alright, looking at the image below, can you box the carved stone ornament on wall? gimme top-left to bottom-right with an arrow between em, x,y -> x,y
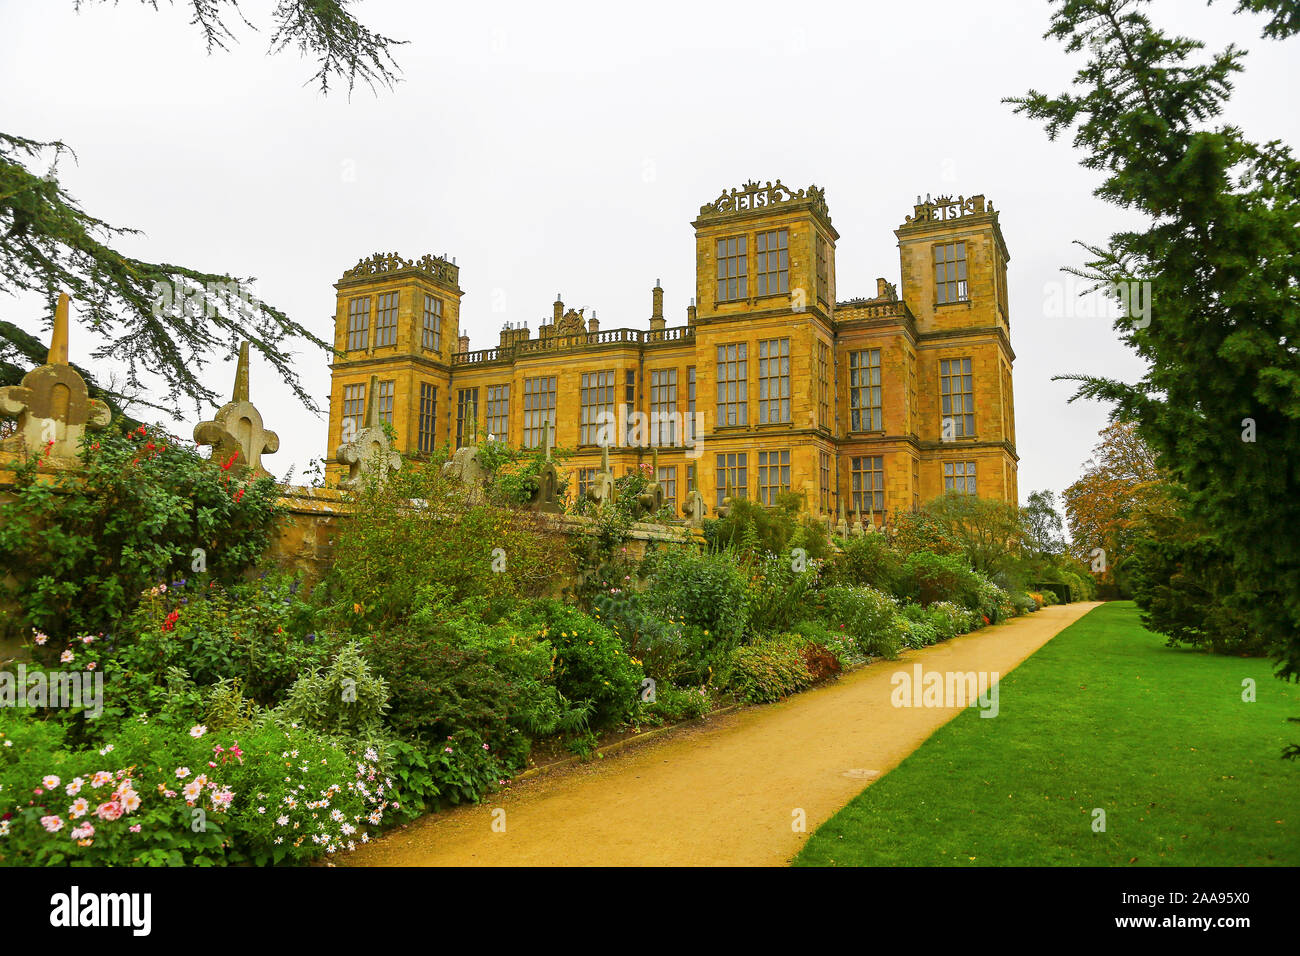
904,194 -> 992,226
554,308 -> 586,337
698,179 -> 831,222
342,251 -> 458,286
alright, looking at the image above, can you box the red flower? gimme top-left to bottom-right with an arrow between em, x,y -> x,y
221,452 -> 239,471
233,488 -> 245,504
161,610 -> 180,632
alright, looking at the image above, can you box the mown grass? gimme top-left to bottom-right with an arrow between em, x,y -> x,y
795,602 -> 1299,866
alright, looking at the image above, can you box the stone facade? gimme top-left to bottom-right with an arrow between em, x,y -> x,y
325,184 -> 1018,526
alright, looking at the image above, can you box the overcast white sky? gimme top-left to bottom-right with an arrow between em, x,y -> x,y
2,0 -> 1296,502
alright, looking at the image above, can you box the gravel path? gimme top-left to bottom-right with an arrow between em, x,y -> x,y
343,602 -> 1104,866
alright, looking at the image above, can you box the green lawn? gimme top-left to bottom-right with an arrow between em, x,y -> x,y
795,602 -> 1299,866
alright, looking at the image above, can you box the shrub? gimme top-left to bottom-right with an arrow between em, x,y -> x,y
528,602 -> 643,728
0,423 -> 282,642
727,637 -> 813,703
746,550 -> 822,634
277,643 -> 390,748
107,572 -> 330,713
830,534 -> 907,594
639,547 -> 751,656
902,551 -> 983,608
705,494 -> 832,564
925,601 -> 968,641
814,585 -> 901,659
639,681 -> 713,725
790,619 -> 866,669
325,457 -> 574,629
0,715 -> 392,866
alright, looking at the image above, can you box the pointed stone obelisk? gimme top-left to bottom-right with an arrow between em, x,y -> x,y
194,341 -> 280,477
0,293 -> 111,458
334,374 -> 401,490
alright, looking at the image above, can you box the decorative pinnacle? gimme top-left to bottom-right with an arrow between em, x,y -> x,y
232,341 -> 250,402
363,374 -> 379,428
47,292 -> 71,365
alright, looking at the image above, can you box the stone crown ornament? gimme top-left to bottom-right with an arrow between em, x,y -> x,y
0,293 -> 111,458
193,341 -> 280,477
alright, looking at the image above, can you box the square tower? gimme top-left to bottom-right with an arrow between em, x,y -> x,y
326,252 -> 463,485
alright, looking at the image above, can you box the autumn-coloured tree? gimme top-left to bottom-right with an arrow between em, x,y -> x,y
1062,422 -> 1173,594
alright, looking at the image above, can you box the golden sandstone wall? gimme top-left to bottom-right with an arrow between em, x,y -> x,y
324,183 -> 1019,528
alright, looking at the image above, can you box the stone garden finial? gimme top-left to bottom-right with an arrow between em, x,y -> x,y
836,497 -> 849,538
851,510 -> 865,538
194,341 -> 280,477
633,447 -> 665,519
0,293 -> 111,459
585,441 -> 617,508
334,373 -> 401,490
681,487 -> 708,528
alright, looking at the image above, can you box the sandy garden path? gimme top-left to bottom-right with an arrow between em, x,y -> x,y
344,601 -> 1103,867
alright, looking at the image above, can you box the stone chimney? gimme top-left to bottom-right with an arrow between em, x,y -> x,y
499,323 -> 511,348
553,293 -> 564,324
458,332 -> 470,353
650,279 -> 665,331
686,297 -> 697,325
876,278 -> 889,299
588,310 -> 600,333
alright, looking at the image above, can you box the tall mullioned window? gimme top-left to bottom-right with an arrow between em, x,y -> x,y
716,452 -> 748,506
346,296 -> 370,351
377,380 -> 395,424
486,384 -> 509,440
523,376 -> 557,448
758,449 -> 791,505
944,460 -> 977,495
912,458 -> 921,511
650,368 -> 677,446
716,343 -> 748,426
758,338 -> 790,423
816,234 -> 829,304
423,295 -> 442,351
852,455 -> 884,516
658,465 -> 677,509
716,236 -> 747,303
818,341 -> 831,429
580,371 -> 615,445
940,357 -> 974,438
624,370 -> 637,444
374,292 -> 399,348
849,349 -> 883,431
935,241 -> 968,304
456,388 -> 479,448
687,366 -> 697,442
756,229 -> 789,296
418,383 -> 437,453
576,467 -> 595,500
342,383 -> 365,442
820,451 -> 831,512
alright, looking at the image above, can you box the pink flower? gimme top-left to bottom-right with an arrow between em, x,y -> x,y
129,824 -> 142,833
60,650 -> 74,664
95,801 -> 123,821
40,815 -> 64,833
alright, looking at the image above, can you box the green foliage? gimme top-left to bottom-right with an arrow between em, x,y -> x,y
108,573 -> 330,714
813,585 -> 901,659
639,681 -> 713,725
639,546 -> 751,656
745,550 -> 822,634
902,551 -> 983,608
1008,1 -> 1300,715
324,457 -> 574,628
529,601 -> 644,728
830,534 -> 907,594
727,635 -> 814,704
277,642 -> 390,747
0,423 -> 282,641
1127,509 -> 1271,656
704,493 -> 832,563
